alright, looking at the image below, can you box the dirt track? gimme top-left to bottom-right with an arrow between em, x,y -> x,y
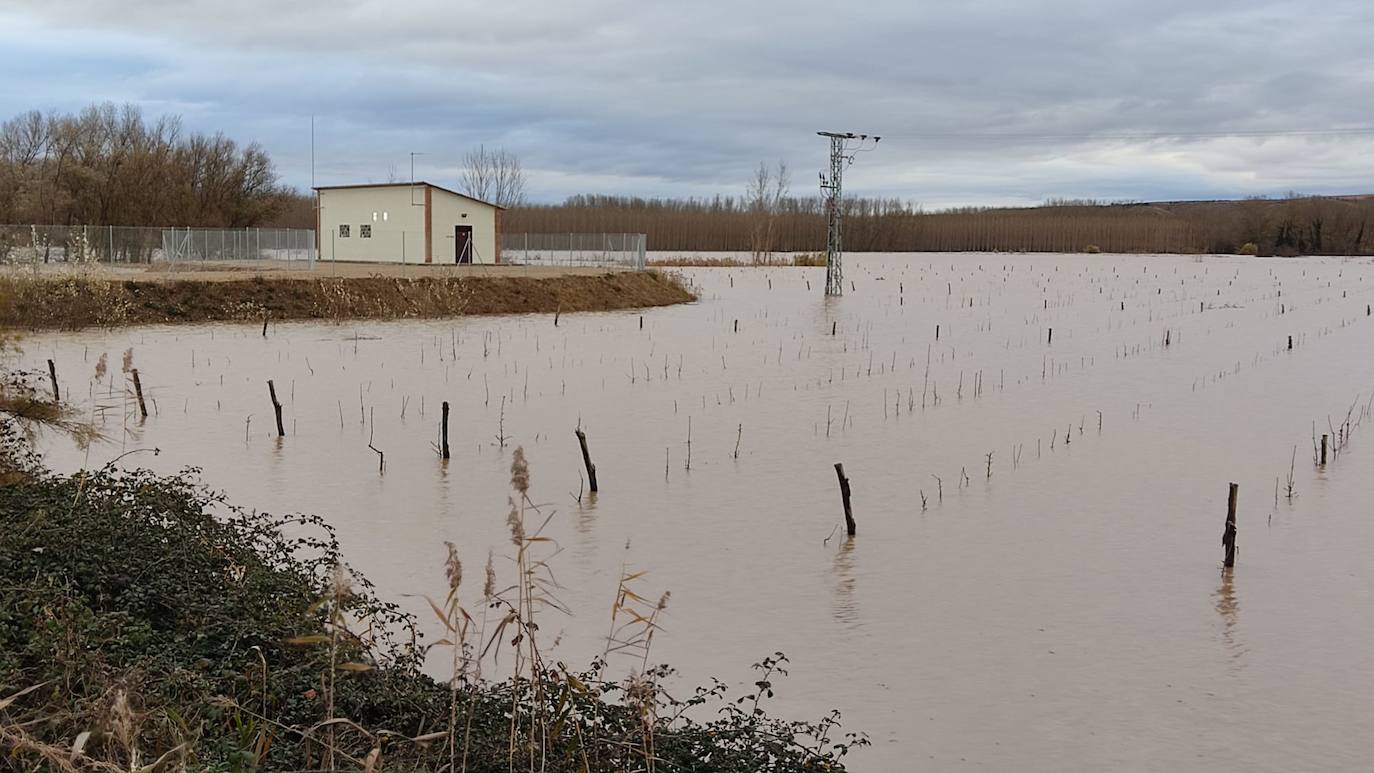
13,259 -> 633,282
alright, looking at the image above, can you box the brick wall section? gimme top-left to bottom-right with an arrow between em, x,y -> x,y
493,208 -> 502,264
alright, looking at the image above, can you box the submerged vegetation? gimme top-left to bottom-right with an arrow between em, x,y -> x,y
0,270 -> 695,329
0,376 -> 865,770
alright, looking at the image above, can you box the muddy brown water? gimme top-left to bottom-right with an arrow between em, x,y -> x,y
18,253 -> 1374,770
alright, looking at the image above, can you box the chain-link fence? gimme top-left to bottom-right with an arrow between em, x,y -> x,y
1,226 -> 643,271
161,227 -> 315,265
500,233 -> 647,269
0,225 -> 315,267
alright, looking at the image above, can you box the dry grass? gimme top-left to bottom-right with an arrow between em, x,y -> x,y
650,256 -> 749,267
650,252 -> 825,267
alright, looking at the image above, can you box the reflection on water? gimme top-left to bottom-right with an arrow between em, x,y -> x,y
19,253 -> 1374,771
1214,568 -> 1243,668
831,537 -> 860,628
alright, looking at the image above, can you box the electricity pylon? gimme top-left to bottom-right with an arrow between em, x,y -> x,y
818,131 -> 880,296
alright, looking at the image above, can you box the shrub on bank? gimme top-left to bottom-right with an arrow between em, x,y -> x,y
0,424 -> 866,770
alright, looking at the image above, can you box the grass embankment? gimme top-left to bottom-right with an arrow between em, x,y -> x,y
0,380 -> 865,770
0,270 -> 695,329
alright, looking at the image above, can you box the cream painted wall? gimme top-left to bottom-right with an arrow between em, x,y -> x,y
429,188 -> 498,265
317,185 -> 496,264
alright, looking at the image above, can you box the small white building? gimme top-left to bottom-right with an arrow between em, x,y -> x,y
315,182 -> 503,265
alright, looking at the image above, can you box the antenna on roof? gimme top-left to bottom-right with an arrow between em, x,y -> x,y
410,151 -> 426,207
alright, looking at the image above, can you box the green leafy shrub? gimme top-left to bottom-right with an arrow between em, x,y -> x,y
0,459 -> 867,770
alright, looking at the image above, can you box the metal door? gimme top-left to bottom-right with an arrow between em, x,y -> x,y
455,225 -> 473,264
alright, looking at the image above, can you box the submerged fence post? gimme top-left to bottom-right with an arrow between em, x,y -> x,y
440,401 -> 451,460
1222,482 -> 1238,568
1320,434 -> 1328,465
575,428 -> 599,492
131,368 -> 148,419
267,380 -> 285,437
46,359 -> 59,402
834,462 -> 855,536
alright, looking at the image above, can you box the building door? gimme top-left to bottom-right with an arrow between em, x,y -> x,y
455,225 -> 473,264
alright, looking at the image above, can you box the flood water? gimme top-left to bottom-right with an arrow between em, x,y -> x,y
18,253 -> 1374,771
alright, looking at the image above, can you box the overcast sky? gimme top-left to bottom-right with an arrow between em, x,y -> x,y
4,0 -> 1374,208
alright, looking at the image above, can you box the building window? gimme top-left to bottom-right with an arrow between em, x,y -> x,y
382,211 -> 389,221
339,224 -> 350,238
372,211 -> 378,222
360,224 -> 372,238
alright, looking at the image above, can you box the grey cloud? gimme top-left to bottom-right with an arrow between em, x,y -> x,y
4,0 -> 1374,206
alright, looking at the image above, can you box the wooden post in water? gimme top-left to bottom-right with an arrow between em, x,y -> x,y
1222,482 -> 1238,568
46,359 -> 59,402
262,314 -> 268,338
831,321 -> 837,336
1047,328 -> 1053,344
575,428 -> 598,492
1287,335 -> 1293,351
554,304 -> 561,327
834,462 -> 855,536
1320,434 -> 1328,465
267,380 -> 285,437
131,369 -> 148,418
440,401 -> 451,459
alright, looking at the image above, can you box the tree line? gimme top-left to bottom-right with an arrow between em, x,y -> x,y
505,193 -> 1374,257
5,104 -> 1369,257
0,103 -> 288,227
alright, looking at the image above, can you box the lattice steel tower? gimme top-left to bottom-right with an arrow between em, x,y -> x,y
818,131 -> 880,296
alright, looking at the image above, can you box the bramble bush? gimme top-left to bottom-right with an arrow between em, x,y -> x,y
0,420 -> 866,771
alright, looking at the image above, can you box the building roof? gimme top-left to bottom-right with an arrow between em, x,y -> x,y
313,181 -> 504,210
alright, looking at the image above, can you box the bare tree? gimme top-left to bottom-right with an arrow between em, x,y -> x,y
458,145 -> 527,208
747,160 -> 789,264
0,102 -> 289,229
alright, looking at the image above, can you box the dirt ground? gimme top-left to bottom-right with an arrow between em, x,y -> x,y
4,259 -> 629,283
